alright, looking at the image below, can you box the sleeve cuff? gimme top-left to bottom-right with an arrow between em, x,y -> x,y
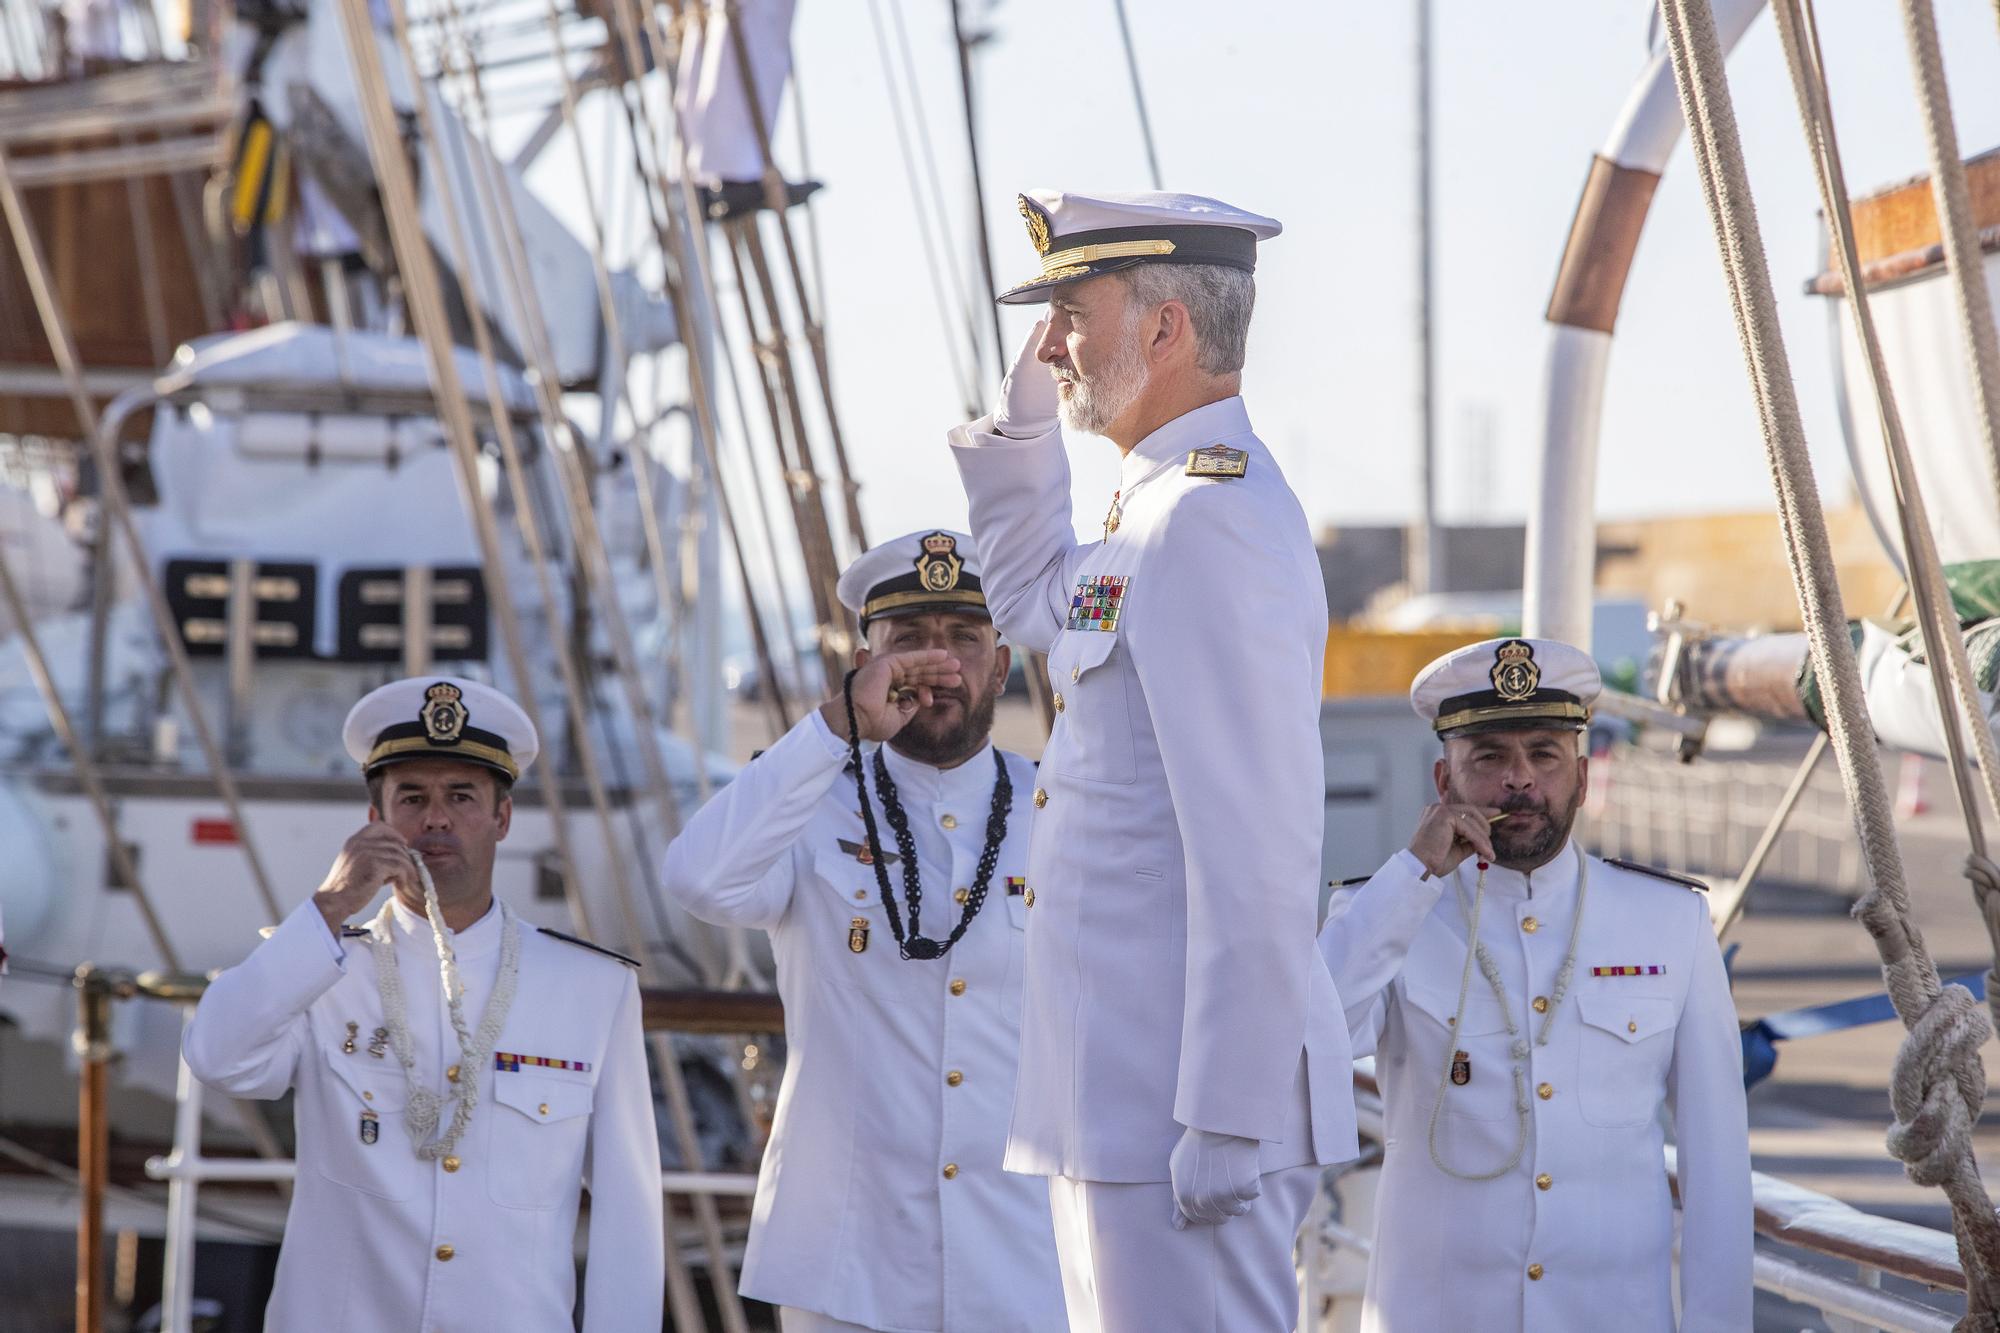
807,706 -> 859,765
1392,847 -> 1429,880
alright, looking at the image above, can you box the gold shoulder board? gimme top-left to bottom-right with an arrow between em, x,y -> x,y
1185,445 -> 1249,479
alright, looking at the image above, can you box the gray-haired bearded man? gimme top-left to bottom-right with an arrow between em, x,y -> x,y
948,188 -> 1358,1333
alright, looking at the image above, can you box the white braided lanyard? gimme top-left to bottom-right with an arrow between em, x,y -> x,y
369,850 -> 521,1161
1426,845 -> 1590,1182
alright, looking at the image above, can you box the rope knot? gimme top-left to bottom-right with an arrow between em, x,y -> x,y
1887,983 -> 1991,1188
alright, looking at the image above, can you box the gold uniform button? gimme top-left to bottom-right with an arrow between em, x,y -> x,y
1536,1173 -> 1552,1191
949,979 -> 967,996
1537,1082 -> 1554,1100
954,888 -> 969,905
853,890 -> 867,901
538,1103 -> 550,1116
1521,916 -> 1540,934
1628,1020 -> 1639,1034
443,1156 -> 461,1173
1527,1263 -> 1544,1281
1024,887 -> 1036,908
941,814 -> 958,830
362,1091 -> 374,1101
1033,788 -> 1048,809
946,1070 -> 963,1087
436,1245 -> 455,1262
1054,692 -> 1065,712
1532,996 -> 1549,1014
1071,664 -> 1080,682
942,1163 -> 959,1180
446,1064 -> 460,1084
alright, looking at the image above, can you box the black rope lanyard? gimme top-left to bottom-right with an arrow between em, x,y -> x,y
843,669 -> 1012,960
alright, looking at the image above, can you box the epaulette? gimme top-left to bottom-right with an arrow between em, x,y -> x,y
1329,874 -> 1373,889
1185,445 -> 1249,479
1605,858 -> 1708,892
539,927 -> 642,968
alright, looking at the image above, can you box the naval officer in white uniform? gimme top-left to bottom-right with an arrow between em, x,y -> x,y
660,530 -> 1066,1333
184,677 -> 664,1333
949,190 -> 1358,1333
1319,638 -> 1752,1331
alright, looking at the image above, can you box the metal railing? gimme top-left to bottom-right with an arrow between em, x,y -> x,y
1582,739 -> 1866,896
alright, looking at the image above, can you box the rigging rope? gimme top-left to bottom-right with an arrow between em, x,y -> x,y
1898,0 -> 2000,510
866,0 -> 979,413
1773,0 -> 2000,1056
1656,0 -> 2000,1320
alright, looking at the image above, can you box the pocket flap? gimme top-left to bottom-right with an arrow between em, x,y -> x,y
494,1071 -> 595,1125
1049,630 -> 1118,686
321,1043 -> 408,1111
1404,982 -> 1511,1036
811,843 -> 891,911
1577,992 -> 1676,1043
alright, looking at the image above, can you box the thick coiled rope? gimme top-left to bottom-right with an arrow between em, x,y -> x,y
1657,0 -> 2000,1322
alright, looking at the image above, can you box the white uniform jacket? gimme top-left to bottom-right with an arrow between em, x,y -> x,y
1319,844 -> 1753,1332
658,710 -> 1066,1332
183,896 -> 664,1333
950,396 -> 1356,1182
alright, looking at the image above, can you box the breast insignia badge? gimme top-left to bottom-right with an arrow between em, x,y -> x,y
1450,1049 -> 1472,1086
837,837 -> 898,867
359,1110 -> 379,1145
848,917 -> 871,954
1185,445 -> 1249,479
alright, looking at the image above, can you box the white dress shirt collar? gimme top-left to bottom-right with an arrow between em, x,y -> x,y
1118,395 -> 1254,493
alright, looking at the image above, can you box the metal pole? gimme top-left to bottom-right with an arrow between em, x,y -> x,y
160,1029 -> 206,1333
947,0 -> 1008,388
1410,0 -> 1439,598
73,966 -> 116,1333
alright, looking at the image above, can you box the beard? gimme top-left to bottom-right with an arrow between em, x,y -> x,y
891,687 -> 1000,768
1449,779 -> 1585,871
1056,315 -> 1150,435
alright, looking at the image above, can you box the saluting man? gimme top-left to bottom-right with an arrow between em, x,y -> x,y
183,677 -> 664,1333
1319,638 -> 1752,1331
948,190 -> 1357,1333
659,530 -> 1066,1333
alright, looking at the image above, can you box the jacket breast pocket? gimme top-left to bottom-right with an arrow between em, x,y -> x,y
489,1071 -> 595,1210
1044,630 -> 1134,785
1575,991 -> 1677,1128
316,1044 -> 415,1201
808,847 -> 910,1001
1402,982 -> 1514,1123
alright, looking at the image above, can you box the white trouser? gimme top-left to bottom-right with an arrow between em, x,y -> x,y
1047,1165 -> 1320,1333
779,1308 -> 917,1333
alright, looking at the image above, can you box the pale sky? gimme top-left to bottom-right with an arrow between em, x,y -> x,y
756,0 -> 2000,547
510,0 -> 2000,625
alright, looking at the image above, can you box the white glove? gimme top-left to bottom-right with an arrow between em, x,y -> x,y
1168,1126 -> 1262,1230
992,319 -> 1060,440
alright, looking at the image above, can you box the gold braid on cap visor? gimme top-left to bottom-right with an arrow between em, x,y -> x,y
364,734 -> 520,779
1431,701 -> 1591,735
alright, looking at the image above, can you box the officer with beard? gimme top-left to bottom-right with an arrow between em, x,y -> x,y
1318,637 -> 1751,1332
659,530 -> 1065,1333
